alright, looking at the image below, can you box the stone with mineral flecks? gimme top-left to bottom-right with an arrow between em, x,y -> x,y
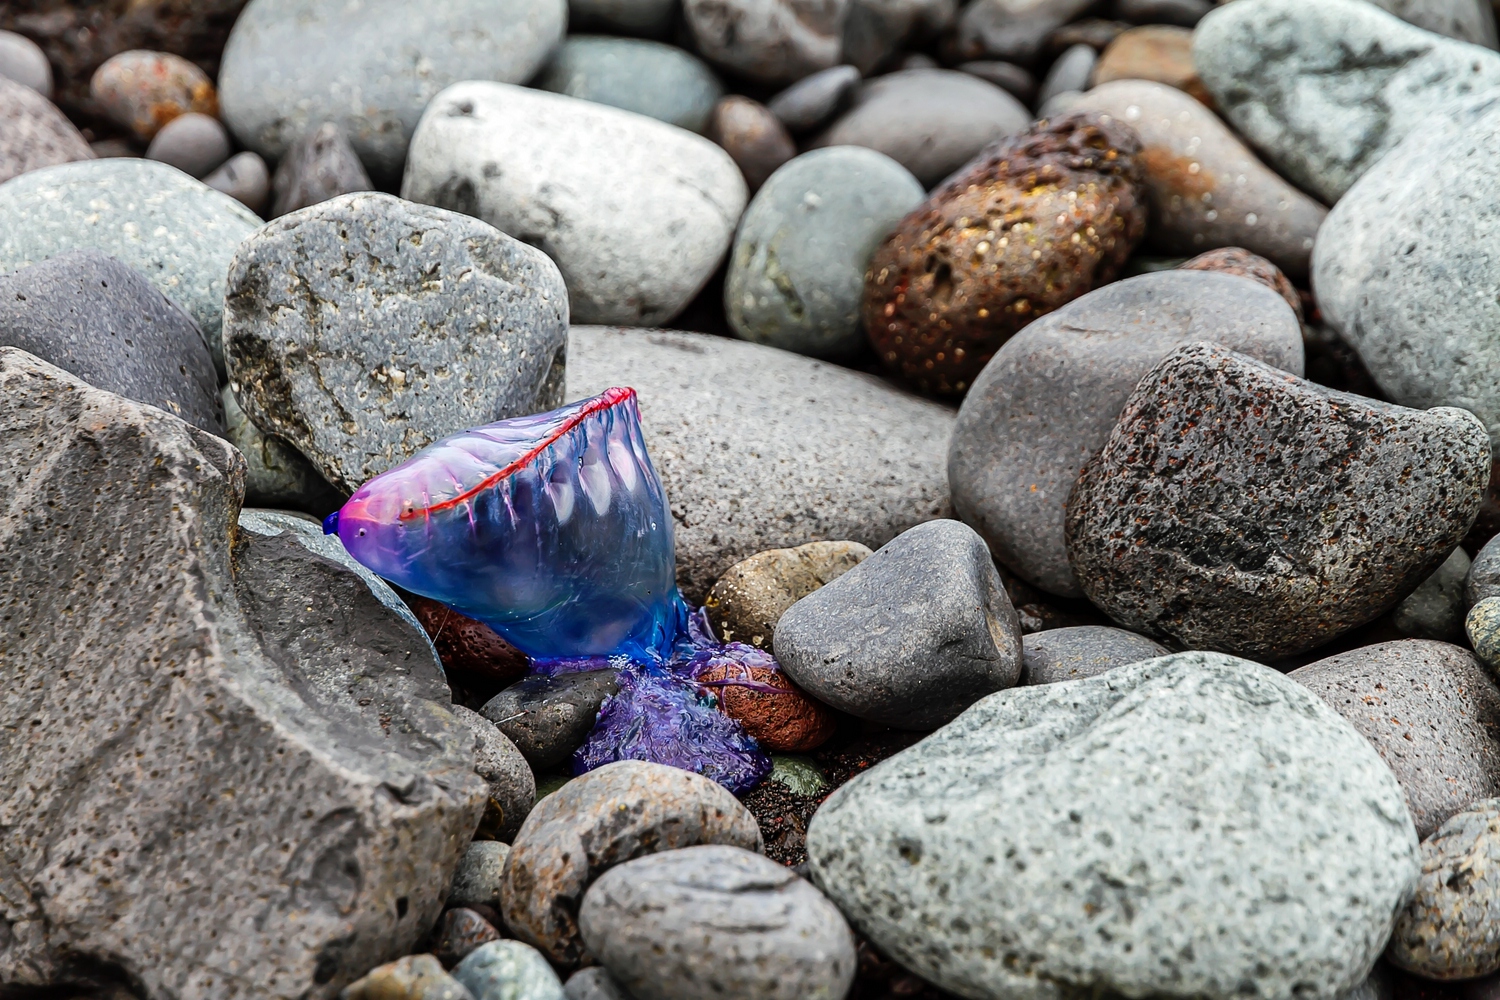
224,388 -> 347,514
1020,625 -> 1167,684
451,841 -> 511,910
453,705 -> 537,843
0,75 -> 92,185
1389,798 -> 1500,978
344,955 -> 477,1000
1179,247 -> 1303,320
481,670 -> 620,770
705,539 -> 873,649
453,941 -> 566,1000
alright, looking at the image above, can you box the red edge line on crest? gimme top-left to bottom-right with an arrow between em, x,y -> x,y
398,386 -> 636,521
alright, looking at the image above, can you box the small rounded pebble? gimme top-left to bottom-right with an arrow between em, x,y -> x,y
694,660 -> 837,751
452,940 -> 566,1000
145,111 -> 231,178
0,30 -> 52,97
450,841 -> 511,911
767,64 -> 861,133
705,540 -> 872,649
433,908 -> 503,968
1389,797 -> 1500,978
1469,597 -> 1500,672
706,94 -> 796,193
1179,247 -> 1304,319
90,49 -> 218,142
1037,43 -> 1096,107
1022,626 -> 1168,684
767,753 -> 829,796
202,150 -> 271,214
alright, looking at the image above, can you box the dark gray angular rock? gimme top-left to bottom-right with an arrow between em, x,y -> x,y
0,74 -> 92,184
774,519 -> 1023,729
454,705 -> 537,842
565,968 -> 635,1000
1291,640 -> 1500,839
1389,798 -> 1500,979
0,348 -> 486,997
225,191 -> 569,495
0,249 -> 222,434
480,670 -> 619,769
450,841 -> 511,910
1021,625 -> 1167,685
949,270 -> 1305,598
767,64 -> 861,132
1065,343 -> 1491,660
578,845 -> 856,1000
1394,547 -> 1471,642
224,387 -> 347,514
807,652 -> 1421,1000
270,122 -> 373,218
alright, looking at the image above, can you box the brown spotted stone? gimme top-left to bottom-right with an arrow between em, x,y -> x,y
1389,798 -> 1500,979
861,111 -> 1146,396
704,540 -> 872,649
695,662 -> 838,752
1092,25 -> 1211,106
1180,247 -> 1303,321
89,48 -> 216,141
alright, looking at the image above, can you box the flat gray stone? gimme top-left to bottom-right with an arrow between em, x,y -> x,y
403,82 -> 746,327
812,68 -> 1030,186
725,146 -> 923,358
683,0 -> 848,84
480,670 -> 620,769
0,158 -> 261,377
949,270 -> 1304,598
0,249 -> 221,434
1389,798 -> 1500,979
270,122 -> 373,218
775,519 -> 1023,729
0,74 -> 92,185
566,326 -> 954,601
454,705 -> 538,842
768,64 -> 861,132
0,348 -> 486,995
578,845 -> 856,1000
1067,343 -> 1491,660
1193,0 -> 1500,203
453,941 -> 566,1000
535,36 -> 723,134
1021,625 -> 1167,685
219,0 -> 566,180
807,653 -> 1421,1000
450,841 -> 511,910
224,191 -> 569,494
1314,93 -> 1500,448
224,387 -> 346,514
1394,547 -> 1471,642
1291,639 -> 1500,839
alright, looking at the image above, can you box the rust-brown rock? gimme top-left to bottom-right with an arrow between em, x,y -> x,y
89,49 -> 217,142
1180,247 -> 1303,322
862,111 -> 1146,396
499,760 -> 763,971
407,593 -> 529,692
696,662 -> 838,752
1092,25 -> 1212,107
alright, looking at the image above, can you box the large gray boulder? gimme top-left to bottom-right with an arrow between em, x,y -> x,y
225,192 -> 569,495
0,348 -> 486,998
566,326 -> 954,601
807,652 -> 1421,1000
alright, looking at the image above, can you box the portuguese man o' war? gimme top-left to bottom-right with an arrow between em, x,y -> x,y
326,387 -> 773,793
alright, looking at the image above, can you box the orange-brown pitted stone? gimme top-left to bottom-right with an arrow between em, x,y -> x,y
862,111 -> 1146,396
696,662 -> 837,751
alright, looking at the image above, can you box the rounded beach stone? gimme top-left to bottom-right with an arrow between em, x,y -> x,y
564,968 -> 633,1000
222,387 -> 346,514
1020,625 -> 1167,685
144,111 -> 230,178
1468,598 -> 1500,671
204,150 -> 271,214
768,64 -> 861,132
406,596 -> 529,689
0,157 -> 260,376
480,670 -> 620,769
1037,43 -> 1095,107
950,0 -> 1095,65
1066,343 -> 1492,660
269,122 -> 372,218
948,270 -> 1304,597
693,661 -> 837,751
453,705 -> 538,843
579,845 -> 857,1000
452,941 -> 565,1000
1393,548 -> 1471,643
1178,247 -> 1303,319
725,146 -> 924,358
223,191 -> 569,494
404,82 -> 746,327
862,111 -> 1147,396
499,760 -> 763,970
90,50 -> 216,142
219,0 -> 566,181
707,96 -> 797,194
774,519 -> 1023,729
1389,798 -> 1500,979
0,75 -> 93,185
812,68 -> 1029,188
0,30 -> 52,97
705,539 -> 873,649
1471,534 -> 1500,606
958,60 -> 1035,103
806,653 -> 1422,1000
450,841 -> 511,910
1092,25 -> 1209,104
682,0 -> 848,84
344,955 -> 476,1000
535,36 -> 723,134
433,908 -> 503,968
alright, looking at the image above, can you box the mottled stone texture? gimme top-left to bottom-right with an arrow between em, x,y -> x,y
0,348 -> 486,998
705,540 -> 872,649
1389,798 -> 1500,979
0,75 -> 93,184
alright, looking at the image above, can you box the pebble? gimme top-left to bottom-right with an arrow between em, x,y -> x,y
89,50 -> 217,143
682,0 -> 847,84
223,387 -> 347,513
1092,25 -> 1209,105
433,908 -> 504,969
0,350 -> 487,993
404,82 -> 746,327
705,540 -> 872,649
956,60 -> 1036,103
0,30 -> 52,97
863,111 -> 1147,396
1468,598 -> 1500,672
1036,43 -> 1095,108
1066,343 -> 1491,660
952,0 -> 1095,64
775,519 -> 1023,729
769,754 -> 829,795
563,968 -> 634,1000
0,157 -> 260,376
1389,798 -> 1500,979
1069,80 -> 1326,279
567,0 -> 677,35
812,68 -> 1030,187
844,0 -> 958,73
707,94 -> 797,193
269,122 -> 373,218
725,146 -> 924,358
453,941 -> 566,1000
1472,533 -> 1500,606
1394,548 -> 1472,643
807,652 -> 1421,1000
567,326 -> 953,601
1194,0 -> 1500,204
535,36 -> 723,134
344,955 -> 476,1000
767,64 -> 861,133
1020,625 -> 1167,684
1291,639 -> 1500,839
219,0 -> 567,180
0,75 -> 93,185
1114,0 -> 1210,25
1367,0 -> 1498,44
1314,93 -> 1500,448
203,150 -> 271,214
406,596 -> 530,692
454,705 -> 538,842
1179,246 -> 1303,319
694,660 -> 837,751
480,669 -> 620,769
223,191 -> 568,494
0,249 -> 221,433
578,845 -> 857,1000
450,841 -> 511,910
144,111 -> 230,178
500,760 -> 763,969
